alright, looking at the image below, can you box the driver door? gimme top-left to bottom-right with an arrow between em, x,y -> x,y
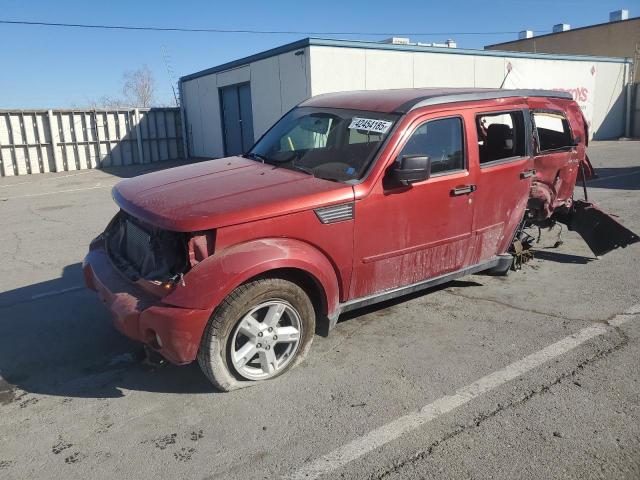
350,113 -> 477,299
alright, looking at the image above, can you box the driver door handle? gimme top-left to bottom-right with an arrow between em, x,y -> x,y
451,184 -> 477,196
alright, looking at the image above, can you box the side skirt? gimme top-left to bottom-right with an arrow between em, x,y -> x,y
328,255 -> 507,330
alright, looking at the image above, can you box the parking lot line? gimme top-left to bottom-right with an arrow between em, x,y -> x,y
288,304 -> 639,480
0,184 -> 113,200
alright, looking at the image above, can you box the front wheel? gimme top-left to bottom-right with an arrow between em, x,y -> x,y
197,278 -> 315,391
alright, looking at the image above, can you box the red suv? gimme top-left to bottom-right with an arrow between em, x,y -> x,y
83,88 -> 638,390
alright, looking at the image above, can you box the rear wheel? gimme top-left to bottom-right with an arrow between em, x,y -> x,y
197,278 -> 315,391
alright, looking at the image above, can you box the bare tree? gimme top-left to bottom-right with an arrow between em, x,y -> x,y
78,66 -> 160,109
122,66 -> 156,107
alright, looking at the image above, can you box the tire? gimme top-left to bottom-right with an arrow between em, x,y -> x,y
197,278 -> 315,391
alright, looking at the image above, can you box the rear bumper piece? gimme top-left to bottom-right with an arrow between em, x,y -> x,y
554,200 -> 640,257
83,240 -> 211,365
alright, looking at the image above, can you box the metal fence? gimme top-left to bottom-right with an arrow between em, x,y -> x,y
0,108 -> 185,176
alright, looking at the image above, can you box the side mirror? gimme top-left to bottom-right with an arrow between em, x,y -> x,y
391,155 -> 431,185
572,135 -> 582,147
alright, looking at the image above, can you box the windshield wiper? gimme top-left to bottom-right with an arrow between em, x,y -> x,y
244,152 -> 270,163
290,164 -> 315,177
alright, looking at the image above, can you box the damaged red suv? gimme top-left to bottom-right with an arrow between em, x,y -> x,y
83,88 -> 638,390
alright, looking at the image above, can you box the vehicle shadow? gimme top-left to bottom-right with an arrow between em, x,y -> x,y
533,250 -> 595,264
337,279 -> 483,324
587,167 -> 640,190
0,263 -> 217,402
0,264 -> 484,401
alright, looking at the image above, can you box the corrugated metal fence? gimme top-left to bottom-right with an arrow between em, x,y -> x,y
0,108 -> 185,176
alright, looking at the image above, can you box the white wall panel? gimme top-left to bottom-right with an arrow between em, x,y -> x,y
217,66 -> 250,88
592,62 -> 626,139
250,56 -> 283,139
473,56 -> 506,88
309,46 -> 366,95
364,50 -> 413,90
182,79 -> 204,156
278,49 -> 311,112
414,53 -> 475,87
197,74 -> 225,157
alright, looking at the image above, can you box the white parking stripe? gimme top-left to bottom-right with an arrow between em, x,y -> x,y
0,170 -> 97,188
0,184 -> 113,200
288,305 -> 639,480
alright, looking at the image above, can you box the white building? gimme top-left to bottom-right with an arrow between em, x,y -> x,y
179,38 -> 633,158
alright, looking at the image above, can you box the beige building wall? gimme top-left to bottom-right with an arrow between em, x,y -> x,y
486,18 -> 639,81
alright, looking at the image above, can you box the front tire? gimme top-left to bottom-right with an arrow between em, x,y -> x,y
197,278 -> 315,391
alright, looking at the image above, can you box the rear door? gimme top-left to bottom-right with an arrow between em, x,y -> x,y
531,109 -> 580,210
470,107 -> 534,262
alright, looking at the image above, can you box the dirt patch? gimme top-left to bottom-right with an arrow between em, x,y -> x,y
174,447 -> 195,462
152,433 -> 177,450
64,452 -> 85,464
52,438 -> 73,455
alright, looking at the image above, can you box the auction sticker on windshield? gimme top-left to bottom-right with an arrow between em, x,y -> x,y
348,117 -> 393,134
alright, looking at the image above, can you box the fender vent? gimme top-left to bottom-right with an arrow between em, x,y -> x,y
315,202 -> 355,224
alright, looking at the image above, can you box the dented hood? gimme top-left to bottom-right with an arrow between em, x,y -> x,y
112,157 -> 353,232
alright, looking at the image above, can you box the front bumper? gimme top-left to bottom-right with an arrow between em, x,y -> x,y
83,239 -> 211,365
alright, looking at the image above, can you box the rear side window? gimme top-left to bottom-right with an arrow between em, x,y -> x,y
398,117 -> 464,175
533,112 -> 573,152
476,111 -> 526,165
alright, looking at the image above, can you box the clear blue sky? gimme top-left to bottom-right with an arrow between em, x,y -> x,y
0,0 -> 632,108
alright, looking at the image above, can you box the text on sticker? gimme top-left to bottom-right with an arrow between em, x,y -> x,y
348,117 -> 392,134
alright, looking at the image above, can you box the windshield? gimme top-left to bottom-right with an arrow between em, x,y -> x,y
246,107 -> 400,183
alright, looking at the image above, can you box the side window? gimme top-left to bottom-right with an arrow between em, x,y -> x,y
476,111 -> 526,164
533,112 -> 573,152
398,117 -> 464,175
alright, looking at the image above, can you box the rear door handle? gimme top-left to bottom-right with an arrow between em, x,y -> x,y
520,169 -> 536,179
451,185 -> 477,196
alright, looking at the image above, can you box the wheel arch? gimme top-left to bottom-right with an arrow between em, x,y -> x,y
163,238 -> 341,330
250,267 -> 330,335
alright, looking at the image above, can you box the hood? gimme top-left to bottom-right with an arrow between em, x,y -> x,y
112,157 -> 354,232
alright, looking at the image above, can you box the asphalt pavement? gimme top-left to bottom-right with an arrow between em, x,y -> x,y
0,142 -> 639,479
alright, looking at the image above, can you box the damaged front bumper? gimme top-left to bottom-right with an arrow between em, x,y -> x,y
83,238 -> 211,365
